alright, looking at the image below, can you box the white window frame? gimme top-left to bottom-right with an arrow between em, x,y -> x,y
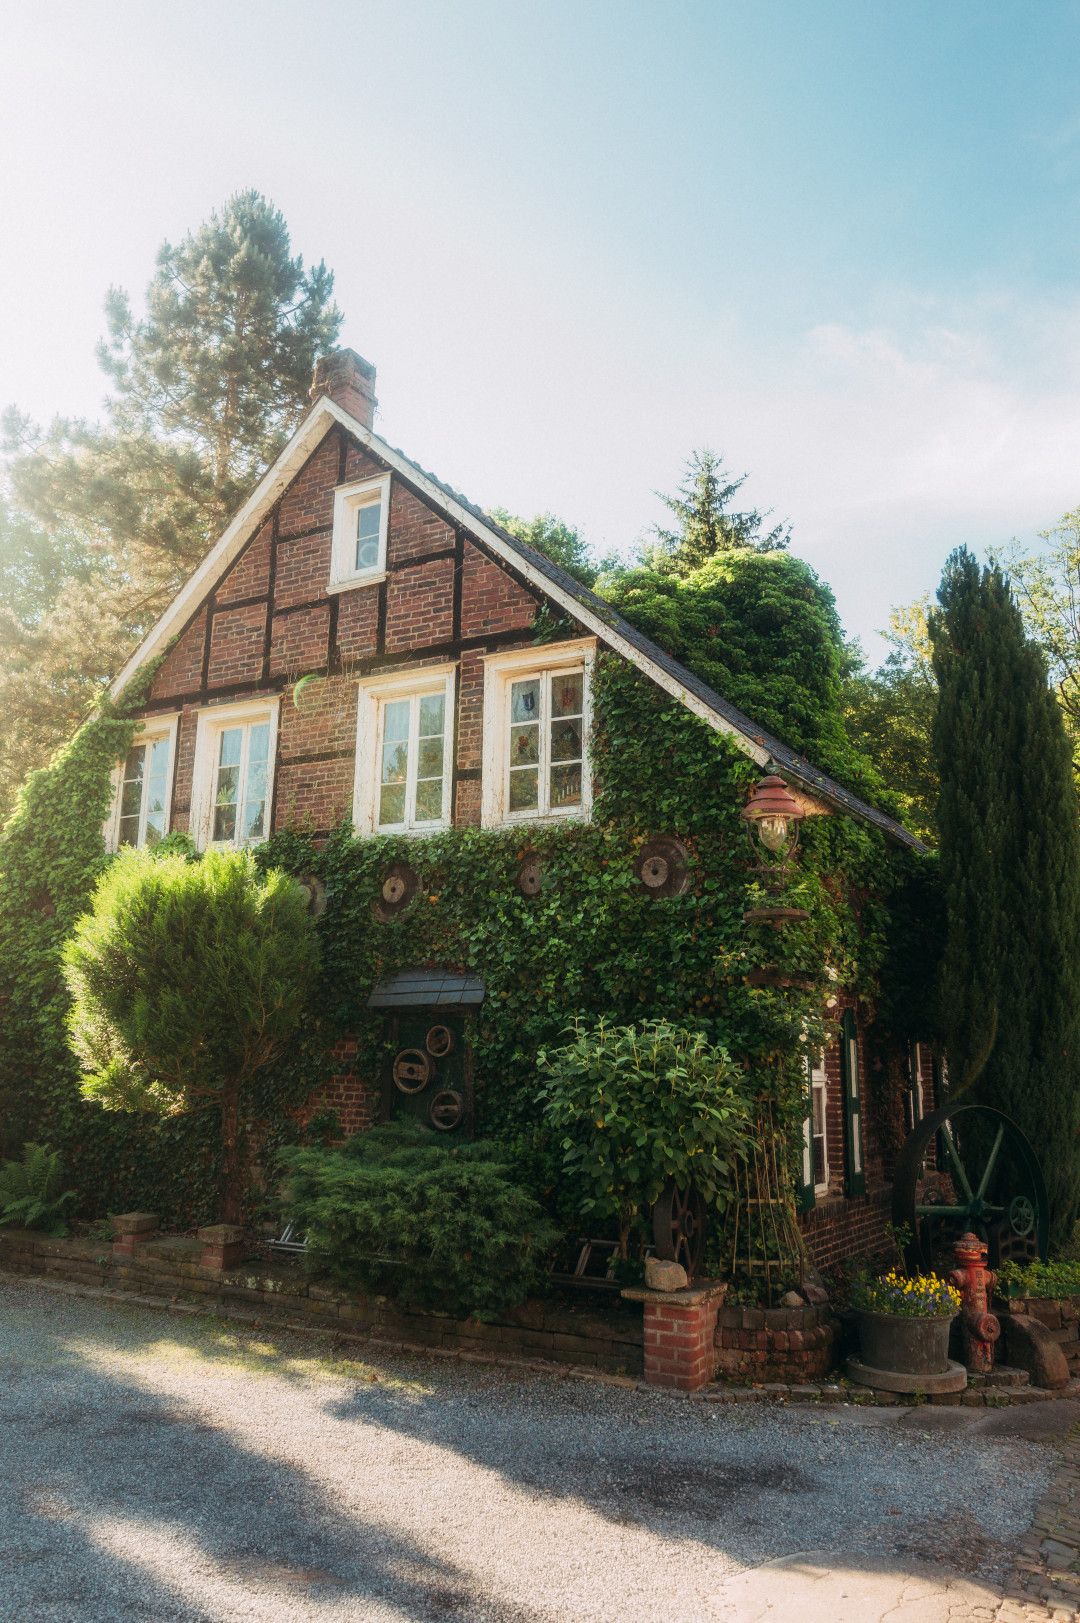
912,1041 -> 925,1122
189,697 -> 280,851
104,715 -> 179,853
806,1053 -> 830,1195
480,638 -> 595,829
353,665 -> 456,837
328,473 -> 391,592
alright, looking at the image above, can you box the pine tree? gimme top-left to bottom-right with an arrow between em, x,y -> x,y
0,192 -> 341,816
652,449 -> 790,573
930,547 -> 1080,1245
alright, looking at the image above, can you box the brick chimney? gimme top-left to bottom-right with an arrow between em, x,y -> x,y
310,348 -> 377,430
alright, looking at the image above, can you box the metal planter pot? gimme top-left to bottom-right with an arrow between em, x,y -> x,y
857,1309 -> 955,1376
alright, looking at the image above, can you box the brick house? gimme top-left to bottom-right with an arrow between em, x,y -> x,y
102,347 -> 932,1269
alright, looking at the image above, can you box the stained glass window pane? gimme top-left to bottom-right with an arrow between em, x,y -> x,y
549,763 -> 582,808
510,679 -> 540,723
550,717 -> 581,763
509,767 -> 539,811
510,723 -> 539,765
551,672 -> 583,718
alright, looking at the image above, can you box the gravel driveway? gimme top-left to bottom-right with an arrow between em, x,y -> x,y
0,1277 -> 1067,1622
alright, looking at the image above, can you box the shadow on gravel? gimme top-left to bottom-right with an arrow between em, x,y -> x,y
0,1287 -> 549,1622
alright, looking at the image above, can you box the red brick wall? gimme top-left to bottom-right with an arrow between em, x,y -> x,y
297,1037 -> 380,1137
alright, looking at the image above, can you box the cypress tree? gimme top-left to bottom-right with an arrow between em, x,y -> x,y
930,547 -> 1080,1245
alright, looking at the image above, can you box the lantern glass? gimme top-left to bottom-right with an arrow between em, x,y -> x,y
756,813 -> 790,854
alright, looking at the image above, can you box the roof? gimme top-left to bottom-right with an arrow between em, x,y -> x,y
110,394 -> 924,852
368,969 -> 486,1009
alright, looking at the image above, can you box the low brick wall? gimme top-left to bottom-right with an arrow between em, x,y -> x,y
0,1229 -> 643,1376
714,1301 -> 839,1381
1001,1294 -> 1080,1378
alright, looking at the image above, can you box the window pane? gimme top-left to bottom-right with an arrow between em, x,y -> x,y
417,735 -> 444,779
247,722 -> 269,765
549,763 -> 582,808
123,745 -> 145,785
383,699 -> 409,743
144,738 -> 170,844
218,727 -> 242,767
213,801 -> 237,842
510,723 -> 539,766
242,795 -> 266,842
812,1133 -> 827,1185
379,783 -> 406,826
508,767 -> 539,811
355,500 -> 382,570
414,778 -> 443,822
550,717 -> 581,763
118,814 -> 141,847
418,692 -> 444,736
215,764 -> 239,808
551,672 -> 583,718
510,679 -> 540,723
382,739 -> 408,784
120,775 -> 144,821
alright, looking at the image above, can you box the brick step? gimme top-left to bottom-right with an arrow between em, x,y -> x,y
968,1364 -> 1030,1389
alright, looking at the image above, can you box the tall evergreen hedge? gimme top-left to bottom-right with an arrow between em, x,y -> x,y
931,547 -> 1080,1245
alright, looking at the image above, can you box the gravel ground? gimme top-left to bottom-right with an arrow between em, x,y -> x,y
0,1278 -> 1061,1622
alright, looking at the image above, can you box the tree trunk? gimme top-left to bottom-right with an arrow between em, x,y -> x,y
220,1079 -> 242,1225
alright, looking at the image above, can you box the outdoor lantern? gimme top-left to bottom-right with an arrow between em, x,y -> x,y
741,774 -> 804,870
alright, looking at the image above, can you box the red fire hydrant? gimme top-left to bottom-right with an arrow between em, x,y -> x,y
948,1231 -> 1000,1374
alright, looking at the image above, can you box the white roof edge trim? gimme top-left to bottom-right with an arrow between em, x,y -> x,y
110,393 -> 767,771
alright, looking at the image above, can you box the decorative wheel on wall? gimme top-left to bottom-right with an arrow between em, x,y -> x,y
652,1178 -> 706,1280
429,1089 -> 464,1131
425,1024 -> 455,1058
892,1102 -> 1049,1272
392,1048 -> 435,1094
633,837 -> 690,898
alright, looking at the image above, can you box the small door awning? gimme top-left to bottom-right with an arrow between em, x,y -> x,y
367,969 -> 485,1009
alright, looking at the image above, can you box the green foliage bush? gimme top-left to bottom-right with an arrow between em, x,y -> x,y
999,1258 -> 1080,1298
278,1123 -> 559,1317
0,1143 -> 75,1234
63,848 -> 320,1221
538,1018 -> 751,1253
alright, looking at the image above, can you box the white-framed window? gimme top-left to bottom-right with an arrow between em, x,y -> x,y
329,473 -> 391,592
907,1041 -> 926,1132
104,716 -> 178,852
481,639 -> 595,828
189,698 -> 279,850
808,1053 -> 830,1194
353,665 -> 455,837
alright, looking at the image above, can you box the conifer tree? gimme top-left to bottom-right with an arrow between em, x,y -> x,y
652,449 -> 790,573
0,192 -> 341,816
930,547 -> 1080,1244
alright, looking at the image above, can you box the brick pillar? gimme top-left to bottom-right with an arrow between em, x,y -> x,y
110,1212 -> 159,1258
622,1282 -> 727,1392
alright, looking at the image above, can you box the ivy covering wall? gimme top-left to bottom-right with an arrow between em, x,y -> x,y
0,645 -> 926,1230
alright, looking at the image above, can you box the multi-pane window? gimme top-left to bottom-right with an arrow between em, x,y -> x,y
116,735 -> 171,849
212,720 -> 270,845
507,668 -> 584,817
330,474 -> 390,589
809,1054 -> 829,1192
378,689 -> 447,830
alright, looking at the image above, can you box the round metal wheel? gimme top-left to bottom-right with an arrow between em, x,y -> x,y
392,1048 -> 434,1094
892,1102 -> 1049,1272
425,1024 -> 455,1058
429,1089 -> 463,1131
651,1178 -> 706,1280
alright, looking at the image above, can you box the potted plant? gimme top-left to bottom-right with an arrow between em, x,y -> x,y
851,1268 -> 961,1379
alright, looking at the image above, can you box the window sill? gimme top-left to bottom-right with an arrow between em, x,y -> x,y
483,809 -> 590,832
327,571 -> 387,596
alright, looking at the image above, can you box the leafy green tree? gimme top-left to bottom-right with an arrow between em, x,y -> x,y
599,547 -> 885,799
538,1018 -> 750,1257
844,598 -> 937,841
63,849 -> 319,1224
930,547 -> 1080,1244
992,509 -> 1080,765
651,448 -> 790,573
489,507 -> 596,586
0,193 -> 341,818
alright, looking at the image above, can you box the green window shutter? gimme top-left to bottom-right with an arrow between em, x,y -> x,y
841,1009 -> 866,1197
798,1055 -> 815,1212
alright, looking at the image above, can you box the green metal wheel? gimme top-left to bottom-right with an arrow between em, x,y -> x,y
891,1102 -> 1049,1273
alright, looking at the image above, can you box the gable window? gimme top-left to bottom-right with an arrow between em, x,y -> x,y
105,717 -> 178,852
354,666 -> 455,836
189,699 -> 279,850
481,639 -> 595,828
329,473 -> 390,591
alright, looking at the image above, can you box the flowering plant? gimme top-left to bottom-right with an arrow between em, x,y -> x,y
851,1269 -> 961,1318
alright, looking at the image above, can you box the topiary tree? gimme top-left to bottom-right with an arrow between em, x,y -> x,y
63,848 -> 319,1224
930,547 -> 1080,1245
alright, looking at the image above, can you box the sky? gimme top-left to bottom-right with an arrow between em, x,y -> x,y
3,0 -> 1080,662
